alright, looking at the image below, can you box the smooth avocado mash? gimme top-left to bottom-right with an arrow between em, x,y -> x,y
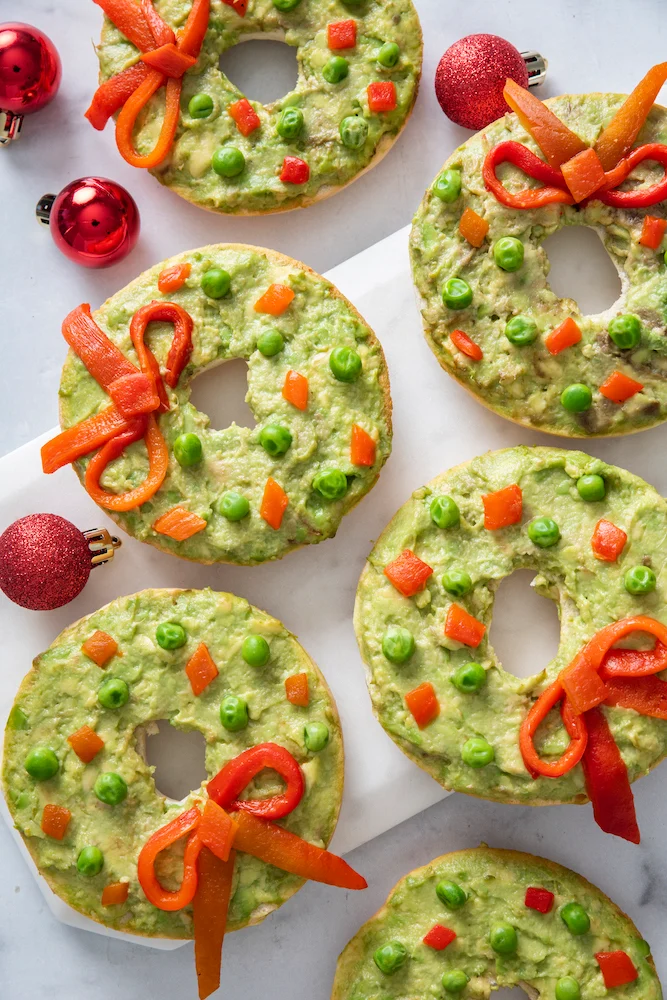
354,446 -> 667,805
2,588 -> 343,938
96,0 -> 422,213
411,94 -> 667,437
332,848 -> 661,999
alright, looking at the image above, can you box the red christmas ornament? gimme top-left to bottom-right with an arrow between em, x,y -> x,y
0,23 -> 61,143
36,177 -> 140,268
0,514 -> 121,611
435,34 -> 546,131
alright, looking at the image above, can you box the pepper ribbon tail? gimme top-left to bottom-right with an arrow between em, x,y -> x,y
193,846 -> 235,1000
581,708 -> 640,845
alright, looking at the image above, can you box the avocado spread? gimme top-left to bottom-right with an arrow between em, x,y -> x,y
2,588 -> 343,938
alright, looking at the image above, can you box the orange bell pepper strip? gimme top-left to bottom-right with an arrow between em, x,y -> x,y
285,673 -> 309,707
602,674 -> 667,720
560,147 -> 606,203
599,370 -> 644,404
545,317 -> 582,356
384,549 -> 433,597
158,262 -> 191,293
93,0 -> 156,51
85,413 -> 169,512
108,372 -> 161,417
458,207 -> 489,247
595,62 -> 667,171
198,801 -> 237,862
101,881 -> 129,906
116,70 -> 181,169
67,725 -> 105,764
185,643 -> 219,696
81,630 -> 119,667
228,97 -> 261,136
519,680 -> 588,778
62,304 -> 138,392
405,682 -> 440,728
41,804 -> 72,840
595,951 -> 638,989
450,328 -> 483,361
254,284 -> 295,316
141,43 -> 196,77
193,846 -> 236,1000
591,518 -> 627,561
444,604 -> 486,647
638,214 -> 667,249
178,0 -> 211,58
85,63 -> 152,130
581,707 -> 640,844
41,406 -> 132,474
260,478 -> 289,529
137,807 -> 203,910
503,78 -> 588,168
600,640 -> 667,678
232,810 -> 367,890
350,424 -> 376,466
130,299 -> 194,393
207,743 -> 305,820
482,484 -> 522,530
282,370 -> 309,410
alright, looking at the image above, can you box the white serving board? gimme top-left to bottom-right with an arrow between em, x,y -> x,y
3,223 -> 667,949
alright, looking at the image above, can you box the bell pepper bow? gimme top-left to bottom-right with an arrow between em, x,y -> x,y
206,743 -> 305,820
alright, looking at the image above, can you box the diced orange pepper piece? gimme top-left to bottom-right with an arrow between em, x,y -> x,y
639,214 -> 667,249
405,682 -> 440,728
67,725 -> 105,764
503,78 -> 588,168
81,631 -> 119,668
595,62 -> 667,171
560,147 -> 606,203
599,370 -> 644,404
545,317 -> 582,355
327,19 -> 356,49
450,328 -> 483,361
482,484 -> 522,530
350,424 -> 376,466
158,262 -> 191,293
367,81 -> 396,112
101,881 -> 130,906
591,519 -> 627,562
458,207 -> 489,247
140,42 -> 196,77
198,800 -> 236,862
186,643 -> 219,696
194,847 -> 236,1000
285,673 -> 309,707
254,284 -> 295,316
153,506 -> 208,541
41,804 -> 71,841
595,951 -> 638,989
228,98 -> 260,136
282,370 -> 308,410
260,478 -> 289,530
384,549 -> 433,597
445,604 -> 486,647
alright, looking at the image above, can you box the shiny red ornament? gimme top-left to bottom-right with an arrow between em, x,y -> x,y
0,23 -> 61,142
36,177 -> 140,268
435,34 -> 529,131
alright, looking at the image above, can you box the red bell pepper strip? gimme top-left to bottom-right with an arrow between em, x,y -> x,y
503,78 -> 588,168
62,304 -> 138,392
639,214 -> 667,249
445,604 -> 486,647
197,801 -> 236,862
599,370 -> 644,404
545,317 -> 581,355
85,63 -> 152,130
595,62 -> 667,171
524,887 -> 554,913
130,299 -> 194,393
141,43 -> 196,77
141,0 -> 175,45
591,519 -> 627,561
178,0 -> 211,59
582,707 -> 640,844
115,70 -> 181,169
422,925 -> 456,950
193,846 -> 236,1000
84,412 -> 169,512
137,807 -> 203,910
600,640 -> 667,677
41,406 -> 133,474
519,680 -> 588,778
602,675 -> 667,720
482,484 -> 522,530
384,549 -> 433,597
405,682 -> 440,728
595,951 -> 638,988
93,0 -> 156,51
108,372 -> 160,417
450,329 -> 483,361
483,141 -> 574,210
207,743 -> 305,821
597,143 -> 667,207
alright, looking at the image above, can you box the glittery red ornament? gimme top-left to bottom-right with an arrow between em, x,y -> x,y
36,177 -> 140,269
435,34 -> 529,131
0,23 -> 61,143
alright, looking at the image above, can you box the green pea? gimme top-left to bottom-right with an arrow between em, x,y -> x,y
98,677 -> 130,710
555,978 -> 581,1000
201,268 -> 231,299
259,424 -> 292,457
77,846 -> 104,877
560,902 -> 590,936
608,314 -> 641,349
313,468 -> 348,501
461,736 -> 494,768
527,516 -> 561,548
433,169 -> 462,203
277,106 -> 304,139
624,565 -> 657,595
442,970 -> 469,994
218,491 -> 250,521
430,495 -> 460,529
489,921 -> 518,955
188,92 -> 214,118
257,328 -> 285,357
442,569 -> 472,597
493,236 -> 524,272
377,41 -> 400,67
220,696 -> 249,732
212,146 -> 245,178
94,773 -> 128,806
241,635 -> 270,667
442,277 -> 472,310
505,315 -> 537,346
339,115 -> 368,149
373,941 -> 407,975
435,880 -> 467,909
8,706 -> 28,730
24,747 -> 59,781
272,0 -> 302,9
382,626 -> 415,664
577,474 -> 606,501
173,432 -> 203,467
323,56 -> 349,84
304,722 -> 329,752
451,662 -> 486,694
561,383 -> 592,413
156,622 -> 187,650
329,346 -> 362,382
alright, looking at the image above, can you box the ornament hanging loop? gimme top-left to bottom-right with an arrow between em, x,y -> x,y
84,528 -> 122,568
522,51 -> 548,88
0,110 -> 23,145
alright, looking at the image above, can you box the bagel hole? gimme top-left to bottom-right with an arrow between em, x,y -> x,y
144,720 -> 207,802
489,570 -> 560,681
542,225 -> 622,316
189,358 -> 255,430
219,38 -> 299,106
493,990 -> 531,999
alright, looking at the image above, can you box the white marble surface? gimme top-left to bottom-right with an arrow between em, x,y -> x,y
3,0 -> 667,997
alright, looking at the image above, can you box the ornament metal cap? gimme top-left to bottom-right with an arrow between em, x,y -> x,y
84,527 -> 122,568
36,192 -> 55,225
0,110 -> 23,145
522,51 -> 548,88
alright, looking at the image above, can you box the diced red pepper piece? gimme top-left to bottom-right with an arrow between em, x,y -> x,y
282,370 -> 308,410
228,98 -> 260,136
560,147 -> 606,202
422,924 -> 456,950
153,506 -> 208,541
81,631 -> 119,668
185,643 -> 219,696
545,317 -> 582,355
350,424 -> 376,466
639,214 -> 667,249
221,0 -> 247,15
327,19 -> 356,49
260,478 -> 289,529
482,484 -> 522,530
158,262 -> 191,293
595,951 -> 638,988
101,881 -> 129,906
458,207 -> 489,247
591,519 -> 627,561
285,673 -> 309,707
384,549 -> 433,597
41,804 -> 71,841
368,81 -> 396,112
254,284 -> 295,316
524,887 -> 555,913
405,682 -> 440,728
445,604 -> 486,647
280,156 -> 310,184
67,725 -> 105,764
450,328 -> 483,361
108,372 -> 160,418
599,370 -> 644,404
